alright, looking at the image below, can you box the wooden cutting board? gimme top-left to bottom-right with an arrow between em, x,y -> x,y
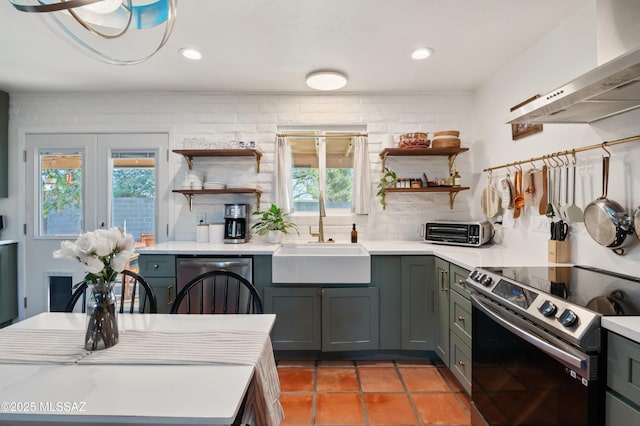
523,168 -> 543,208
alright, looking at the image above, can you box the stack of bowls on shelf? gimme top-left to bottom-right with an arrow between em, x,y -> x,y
182,172 -> 203,189
431,130 -> 460,148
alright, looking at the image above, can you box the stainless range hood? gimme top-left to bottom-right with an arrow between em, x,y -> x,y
508,47 -> 640,124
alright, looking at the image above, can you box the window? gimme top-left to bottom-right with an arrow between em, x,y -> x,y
290,132 -> 354,214
39,150 -> 84,236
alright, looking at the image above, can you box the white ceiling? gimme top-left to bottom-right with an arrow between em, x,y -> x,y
0,0 -> 589,94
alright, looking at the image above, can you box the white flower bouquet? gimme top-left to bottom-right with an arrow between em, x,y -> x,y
53,228 -> 135,284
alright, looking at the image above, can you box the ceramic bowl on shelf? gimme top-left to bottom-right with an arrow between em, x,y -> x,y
398,132 -> 430,148
203,182 -> 226,190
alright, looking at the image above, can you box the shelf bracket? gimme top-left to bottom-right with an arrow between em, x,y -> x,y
448,154 -> 459,174
181,155 -> 194,170
180,193 -> 194,211
254,153 -> 261,173
449,191 -> 459,210
382,191 -> 387,210
381,153 -> 388,172
256,192 -> 261,210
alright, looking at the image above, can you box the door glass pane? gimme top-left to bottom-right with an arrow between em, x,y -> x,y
111,151 -> 156,247
39,150 -> 83,236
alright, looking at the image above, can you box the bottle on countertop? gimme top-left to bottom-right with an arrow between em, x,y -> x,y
351,223 -> 358,243
453,168 -> 461,187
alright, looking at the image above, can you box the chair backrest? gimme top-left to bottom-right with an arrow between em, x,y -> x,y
64,270 -> 158,314
170,270 -> 263,314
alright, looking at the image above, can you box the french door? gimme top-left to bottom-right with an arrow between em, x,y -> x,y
24,133 -> 169,317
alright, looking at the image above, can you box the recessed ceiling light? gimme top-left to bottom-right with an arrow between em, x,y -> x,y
306,71 -> 348,91
411,47 -> 434,60
180,47 -> 202,61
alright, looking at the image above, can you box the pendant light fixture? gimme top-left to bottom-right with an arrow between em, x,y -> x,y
7,0 -> 177,65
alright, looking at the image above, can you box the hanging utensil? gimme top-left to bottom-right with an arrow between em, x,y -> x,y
583,153 -> 634,255
513,168 -> 524,219
539,164 -> 549,215
481,172 -> 501,218
500,167 -> 514,210
545,164 -> 554,218
633,206 -> 639,239
565,158 -> 584,223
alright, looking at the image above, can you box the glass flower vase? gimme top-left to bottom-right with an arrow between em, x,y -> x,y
85,280 -> 119,351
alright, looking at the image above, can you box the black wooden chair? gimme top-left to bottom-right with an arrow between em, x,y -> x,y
169,270 -> 262,315
169,269 -> 262,425
64,270 -> 158,314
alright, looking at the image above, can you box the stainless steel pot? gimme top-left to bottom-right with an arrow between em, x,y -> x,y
583,156 -> 634,255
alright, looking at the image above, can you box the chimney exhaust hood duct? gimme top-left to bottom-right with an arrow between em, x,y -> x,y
508,47 -> 640,124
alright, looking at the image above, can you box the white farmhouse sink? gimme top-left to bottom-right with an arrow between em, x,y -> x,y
272,243 -> 371,283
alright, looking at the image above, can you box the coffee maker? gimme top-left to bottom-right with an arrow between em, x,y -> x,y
224,204 -> 248,244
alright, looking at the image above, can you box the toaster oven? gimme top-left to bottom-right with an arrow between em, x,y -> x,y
422,221 -> 493,247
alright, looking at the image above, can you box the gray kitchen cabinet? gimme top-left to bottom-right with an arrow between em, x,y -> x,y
606,331 -> 640,425
0,243 -> 18,327
401,256 -> 435,350
263,285 -> 379,352
371,256 -> 402,350
449,266 -> 472,394
434,257 -> 471,377
138,254 -> 176,314
434,257 -> 450,366
0,91 -> 7,198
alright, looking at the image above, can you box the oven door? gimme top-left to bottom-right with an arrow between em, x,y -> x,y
471,293 -> 603,426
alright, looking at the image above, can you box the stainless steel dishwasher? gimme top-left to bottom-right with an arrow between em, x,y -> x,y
176,256 -> 253,296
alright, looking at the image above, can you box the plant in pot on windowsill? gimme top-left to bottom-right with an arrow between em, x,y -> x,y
251,204 -> 299,244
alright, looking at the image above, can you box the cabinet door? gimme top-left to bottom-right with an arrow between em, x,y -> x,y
449,264 -> 470,299
0,91 -> 7,198
264,287 -> 321,351
322,287 -> 379,352
401,256 -> 435,350
146,277 -> 176,314
450,332 -> 472,394
450,289 -> 472,342
434,257 -> 450,366
0,244 -> 18,326
371,256 -> 402,350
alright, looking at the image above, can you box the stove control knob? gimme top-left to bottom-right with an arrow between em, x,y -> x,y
469,271 -> 479,281
558,309 -> 579,328
539,301 -> 557,317
480,275 -> 493,287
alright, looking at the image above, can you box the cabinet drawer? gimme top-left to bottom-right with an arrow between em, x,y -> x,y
138,255 -> 176,278
606,391 -> 640,425
449,264 -> 470,299
450,332 -> 471,394
450,289 -> 472,342
607,332 -> 640,406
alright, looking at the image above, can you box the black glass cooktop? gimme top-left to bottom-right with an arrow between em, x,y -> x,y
480,266 -> 640,316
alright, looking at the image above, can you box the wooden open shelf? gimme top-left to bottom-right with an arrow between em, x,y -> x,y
173,149 -> 262,173
172,188 -> 262,211
379,147 -> 469,173
381,186 -> 470,210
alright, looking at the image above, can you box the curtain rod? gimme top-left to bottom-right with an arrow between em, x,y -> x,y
483,134 -> 640,173
276,133 -> 368,138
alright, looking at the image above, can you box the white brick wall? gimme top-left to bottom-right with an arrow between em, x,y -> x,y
9,92 -> 475,242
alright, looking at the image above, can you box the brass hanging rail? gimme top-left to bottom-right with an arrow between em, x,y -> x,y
483,134 -> 640,173
276,133 -> 368,138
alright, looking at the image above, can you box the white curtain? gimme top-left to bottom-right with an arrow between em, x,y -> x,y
351,135 -> 371,214
274,136 -> 294,213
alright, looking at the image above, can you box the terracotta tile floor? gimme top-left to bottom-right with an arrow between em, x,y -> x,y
277,359 -> 471,426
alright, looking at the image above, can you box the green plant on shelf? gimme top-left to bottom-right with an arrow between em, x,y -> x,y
377,167 -> 397,206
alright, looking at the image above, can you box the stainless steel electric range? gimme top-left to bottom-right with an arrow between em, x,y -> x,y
466,265 -> 640,426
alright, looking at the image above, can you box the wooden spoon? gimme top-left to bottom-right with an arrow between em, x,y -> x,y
539,165 -> 548,215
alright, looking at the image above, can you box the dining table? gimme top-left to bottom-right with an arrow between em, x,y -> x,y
0,312 -> 283,426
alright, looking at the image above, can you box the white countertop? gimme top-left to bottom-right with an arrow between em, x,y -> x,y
602,317 -> 640,343
138,240 -> 552,270
0,240 -> 17,246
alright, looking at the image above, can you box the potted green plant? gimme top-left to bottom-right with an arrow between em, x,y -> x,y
251,204 -> 299,243
377,167 -> 397,207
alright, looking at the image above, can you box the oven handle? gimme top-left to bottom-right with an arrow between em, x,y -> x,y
471,294 -> 587,371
